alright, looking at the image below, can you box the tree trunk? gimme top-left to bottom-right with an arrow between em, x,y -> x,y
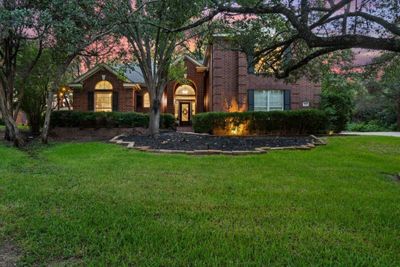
149,98 -> 161,136
41,62 -> 72,144
2,112 -> 24,147
0,87 -> 24,147
41,91 -> 54,144
28,113 -> 41,136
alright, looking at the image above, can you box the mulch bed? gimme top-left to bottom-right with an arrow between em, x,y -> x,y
120,132 -> 314,151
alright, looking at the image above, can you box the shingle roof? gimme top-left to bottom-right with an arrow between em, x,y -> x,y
123,65 -> 145,84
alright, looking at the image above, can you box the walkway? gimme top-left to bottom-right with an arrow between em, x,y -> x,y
341,131 -> 400,137
176,126 -> 194,133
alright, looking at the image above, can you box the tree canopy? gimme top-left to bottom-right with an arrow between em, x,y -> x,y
199,0 -> 400,78
106,0 -> 212,134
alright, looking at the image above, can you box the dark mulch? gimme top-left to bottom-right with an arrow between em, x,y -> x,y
120,132 -> 313,151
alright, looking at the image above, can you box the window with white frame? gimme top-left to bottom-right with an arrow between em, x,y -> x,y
254,90 -> 284,111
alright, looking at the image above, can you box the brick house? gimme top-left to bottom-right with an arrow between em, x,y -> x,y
69,38 -> 321,125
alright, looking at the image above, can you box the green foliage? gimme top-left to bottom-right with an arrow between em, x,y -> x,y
0,117 -> 4,125
50,111 -> 175,129
320,92 -> 353,132
320,73 -> 357,132
362,52 -> 400,130
347,121 -> 395,132
218,10 -> 354,81
159,113 -> 176,129
0,3 -> 50,40
353,91 -> 397,129
16,45 -> 56,134
193,110 -> 328,135
168,61 -> 188,84
38,0 -> 110,58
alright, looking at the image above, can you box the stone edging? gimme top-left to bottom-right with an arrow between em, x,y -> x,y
109,134 -> 327,155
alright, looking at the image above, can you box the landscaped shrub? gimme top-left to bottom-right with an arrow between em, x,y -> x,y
192,110 -> 328,135
51,111 -> 175,129
352,94 -> 397,130
159,113 -> 175,129
320,91 -> 353,132
347,121 -> 392,132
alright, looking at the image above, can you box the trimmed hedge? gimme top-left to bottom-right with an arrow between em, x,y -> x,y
51,111 -> 175,129
192,110 -> 328,135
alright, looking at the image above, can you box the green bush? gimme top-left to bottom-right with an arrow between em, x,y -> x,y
347,121 -> 391,132
192,110 -> 328,135
51,111 -> 175,129
159,113 -> 175,129
320,91 -> 353,132
0,117 -> 4,125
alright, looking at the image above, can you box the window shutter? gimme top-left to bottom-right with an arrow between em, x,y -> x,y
284,90 -> 291,110
88,92 -> 94,111
283,47 -> 293,67
112,92 -> 119,112
248,89 -> 254,111
136,94 -> 143,109
247,54 -> 255,74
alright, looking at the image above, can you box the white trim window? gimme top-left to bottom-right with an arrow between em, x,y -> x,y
254,90 -> 284,111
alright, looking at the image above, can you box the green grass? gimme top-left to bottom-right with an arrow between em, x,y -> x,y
0,137 -> 399,266
0,125 -> 30,132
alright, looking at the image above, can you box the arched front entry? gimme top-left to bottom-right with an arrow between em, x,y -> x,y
174,84 -> 196,125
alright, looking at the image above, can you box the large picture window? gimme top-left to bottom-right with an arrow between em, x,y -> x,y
95,92 -> 113,112
95,81 -> 113,112
254,90 -> 284,111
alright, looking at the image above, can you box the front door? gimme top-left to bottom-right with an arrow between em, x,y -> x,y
179,102 -> 191,125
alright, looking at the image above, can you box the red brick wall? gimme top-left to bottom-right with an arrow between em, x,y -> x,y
135,88 -> 149,113
73,68 -> 135,112
210,39 -> 321,111
72,48 -> 321,115
165,57 -> 206,115
186,58 -> 206,113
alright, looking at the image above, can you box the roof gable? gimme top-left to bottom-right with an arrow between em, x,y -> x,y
71,64 -> 134,84
184,55 -> 204,67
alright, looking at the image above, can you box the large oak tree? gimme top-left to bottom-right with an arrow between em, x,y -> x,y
207,0 -> 400,78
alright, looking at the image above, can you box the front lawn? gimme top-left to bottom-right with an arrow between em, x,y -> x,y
0,137 -> 399,265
